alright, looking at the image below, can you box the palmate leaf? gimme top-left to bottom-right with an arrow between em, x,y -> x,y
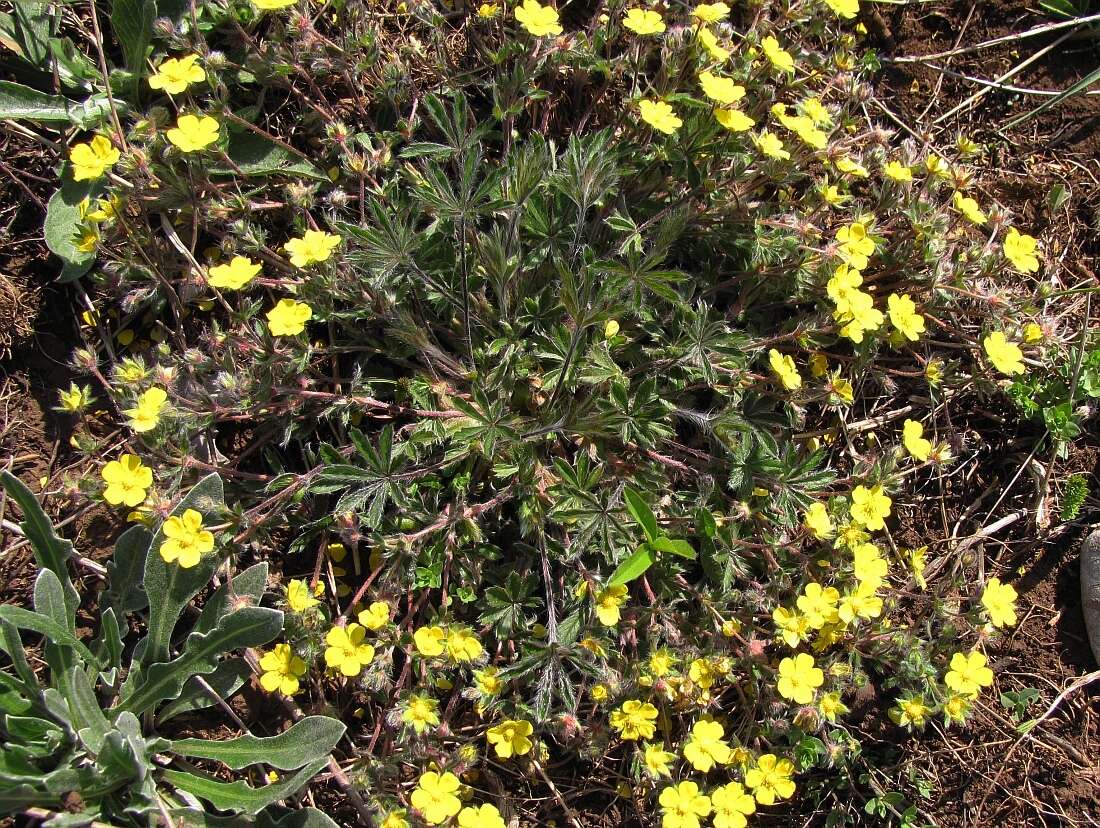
311,426 -> 407,528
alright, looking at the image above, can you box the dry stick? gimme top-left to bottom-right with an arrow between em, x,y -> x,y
531,759 -> 582,828
916,2 -> 978,123
86,0 -> 129,153
932,28 -> 1080,125
911,61 -> 1100,97
888,10 -> 1100,63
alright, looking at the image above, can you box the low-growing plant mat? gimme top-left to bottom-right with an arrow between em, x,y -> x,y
1,0 -> 1099,826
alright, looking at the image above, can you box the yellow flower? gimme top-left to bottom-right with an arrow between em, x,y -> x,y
760,35 -> 795,73
952,191 -> 987,225
887,293 -> 925,342
943,694 -> 971,724
166,114 -> 220,152
207,256 -> 261,290
907,545 -> 928,589
698,71 -> 744,105
902,419 -> 931,462
835,290 -> 883,344
826,263 -> 862,312
358,601 -> 390,630
514,0 -> 562,36
658,780 -> 712,828
380,811 -> 409,828
772,606 -> 809,648
58,383 -> 94,413
69,136 -> 119,182
402,693 -> 440,733
649,649 -> 676,677
777,653 -> 825,704
891,695 -> 929,728
457,804 -> 505,828
683,719 -> 732,772
824,0 -> 859,17
771,105 -> 827,149
252,0 -> 296,8
148,54 -> 206,95
983,331 -> 1025,375
770,349 -> 805,391
818,692 -> 848,723
610,699 -> 658,741
691,2 -> 730,23
474,666 -> 504,695
1003,227 -> 1039,273
714,108 -> 754,132
695,26 -> 730,61
944,651 -> 994,698
445,626 -> 483,663
835,156 -> 869,178
323,623 -> 375,677
285,578 -> 319,613
284,229 -> 341,267
623,7 -> 665,34
595,583 -> 628,626
828,372 -> 854,405
159,508 -> 215,569
101,454 -> 152,507
85,195 -> 122,222
744,754 -> 796,805
1023,322 -> 1044,343
852,542 -> 887,587
638,99 -> 682,134
604,319 -> 620,338
411,771 -> 462,825
642,742 -> 676,777
266,298 -> 313,336
797,582 -> 839,629
804,502 -> 834,540
925,154 -> 950,178
802,97 -> 831,126
835,222 -> 875,270
477,3 -> 499,17
688,657 -> 717,690
754,130 -> 790,160
415,625 -> 447,657
486,719 -> 534,759
981,577 -> 1018,628
883,160 -> 912,182
849,484 -> 891,531
591,682 -> 610,701
711,781 -> 755,828
259,643 -> 307,695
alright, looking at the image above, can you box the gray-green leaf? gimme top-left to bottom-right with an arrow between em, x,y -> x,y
170,717 -> 346,770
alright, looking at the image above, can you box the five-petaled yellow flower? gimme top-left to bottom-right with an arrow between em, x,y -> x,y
284,229 -> 341,267
695,26 -> 730,62
1003,227 -> 1039,273
266,298 -> 313,336
692,2 -> 730,23
159,508 -> 214,568
715,108 -> 754,132
642,742 -> 676,777
768,349 -> 801,390
402,693 -> 440,733
902,419 -> 932,462
415,625 -> 447,657
70,136 -> 120,182
285,578 -> 319,613
981,577 -> 1018,628
623,7 -> 665,34
744,753 -> 796,805
166,114 -> 220,152
457,804 -> 505,828
887,293 -> 925,341
259,643 -> 307,695
251,0 -> 296,9
953,191 -> 987,225
711,781 -> 756,828
101,454 -> 152,507
514,0 -> 562,36
207,256 -> 261,290
445,626 -> 484,663
698,71 -> 745,105
835,221 -> 875,270
486,719 -> 534,758
883,160 -> 913,182
125,386 -> 168,433
595,583 -> 628,626
755,131 -> 790,160
659,780 -> 712,828
983,331 -> 1025,375
944,650 -> 994,697
358,601 -> 390,630
477,3 -> 499,17
777,652 -> 824,704
324,623 -> 375,677
148,54 -> 206,95
804,502 -> 833,540
849,484 -> 891,531
411,771 -> 462,825
610,699 -> 658,740
638,99 -> 682,134
824,0 -> 859,18
682,719 -> 733,772
761,36 -> 795,73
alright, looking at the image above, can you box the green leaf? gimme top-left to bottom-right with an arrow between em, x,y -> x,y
33,568 -> 73,634
0,620 -> 39,694
158,659 -> 251,723
258,808 -> 340,828
211,131 -> 327,181
622,487 -> 658,542
170,716 -> 346,770
120,607 -> 283,716
60,666 -> 110,754
111,0 -> 154,75
607,544 -> 655,587
105,524 -> 151,616
650,536 -> 695,560
44,178 -> 96,282
163,757 -> 329,816
0,81 -> 83,124
0,606 -> 100,667
0,471 -> 79,621
193,562 -> 269,637
141,473 -> 225,666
